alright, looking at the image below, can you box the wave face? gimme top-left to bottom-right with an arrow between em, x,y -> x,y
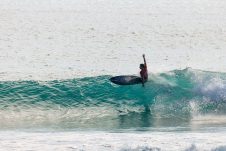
1,68 -> 226,129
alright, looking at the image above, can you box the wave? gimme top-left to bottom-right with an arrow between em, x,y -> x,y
1,68 -> 226,129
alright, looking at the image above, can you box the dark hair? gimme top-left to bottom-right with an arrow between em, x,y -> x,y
140,64 -> 145,68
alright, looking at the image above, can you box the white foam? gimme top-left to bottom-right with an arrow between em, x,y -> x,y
191,71 -> 226,101
0,131 -> 226,151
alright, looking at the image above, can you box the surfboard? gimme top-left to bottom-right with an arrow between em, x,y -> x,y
110,75 -> 142,85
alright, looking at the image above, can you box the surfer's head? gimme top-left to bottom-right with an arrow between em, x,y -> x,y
140,64 -> 145,69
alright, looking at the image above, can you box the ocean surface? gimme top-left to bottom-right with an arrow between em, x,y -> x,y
1,0 -> 226,150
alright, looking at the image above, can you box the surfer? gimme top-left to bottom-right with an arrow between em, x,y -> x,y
140,54 -> 148,86
109,54 -> 148,86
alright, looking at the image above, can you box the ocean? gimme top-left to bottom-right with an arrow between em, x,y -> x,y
1,0 -> 226,150
1,68 -> 226,130
1,69 -> 226,150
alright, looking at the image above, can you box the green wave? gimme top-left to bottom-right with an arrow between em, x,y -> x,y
1,68 -> 226,129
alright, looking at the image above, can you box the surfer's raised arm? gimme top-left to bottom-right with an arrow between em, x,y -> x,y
143,54 -> 147,67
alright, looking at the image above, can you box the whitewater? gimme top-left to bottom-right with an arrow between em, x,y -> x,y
1,0 -> 226,150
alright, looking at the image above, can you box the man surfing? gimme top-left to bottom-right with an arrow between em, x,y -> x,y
110,54 -> 148,86
140,54 -> 148,86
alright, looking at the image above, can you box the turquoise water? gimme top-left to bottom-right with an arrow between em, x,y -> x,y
1,68 -> 226,130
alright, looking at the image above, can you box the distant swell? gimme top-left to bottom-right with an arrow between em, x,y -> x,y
1,68 -> 226,129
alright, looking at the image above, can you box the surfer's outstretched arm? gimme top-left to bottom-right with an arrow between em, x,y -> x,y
143,54 -> 147,67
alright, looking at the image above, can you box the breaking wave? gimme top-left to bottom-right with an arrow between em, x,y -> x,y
1,68 -> 226,129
